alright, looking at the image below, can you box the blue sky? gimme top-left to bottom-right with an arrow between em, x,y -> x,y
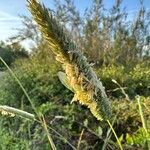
0,0 -> 150,42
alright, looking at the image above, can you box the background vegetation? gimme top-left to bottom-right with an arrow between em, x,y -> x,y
0,0 -> 149,149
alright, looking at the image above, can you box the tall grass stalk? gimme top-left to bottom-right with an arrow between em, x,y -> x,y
137,96 -> 150,149
137,96 -> 147,132
102,112 -> 119,150
41,115 -> 57,150
107,120 -> 123,150
77,129 -> 85,150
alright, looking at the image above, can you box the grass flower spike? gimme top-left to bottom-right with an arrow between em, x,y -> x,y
28,0 -> 112,120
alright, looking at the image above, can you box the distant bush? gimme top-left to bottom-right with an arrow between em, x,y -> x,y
96,65 -> 127,97
127,63 -> 150,97
0,47 -> 14,70
0,42 -> 28,70
97,64 -> 150,98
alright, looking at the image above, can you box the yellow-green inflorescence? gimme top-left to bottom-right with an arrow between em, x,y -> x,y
28,0 -> 112,121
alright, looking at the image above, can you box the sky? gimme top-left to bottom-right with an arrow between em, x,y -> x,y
0,0 -> 150,43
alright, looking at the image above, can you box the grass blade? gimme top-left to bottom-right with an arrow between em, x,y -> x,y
0,105 -> 35,120
41,115 -> 57,150
107,119 -> 123,150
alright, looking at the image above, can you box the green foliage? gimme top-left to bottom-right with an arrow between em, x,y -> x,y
97,65 -> 126,97
0,57 -> 72,107
128,63 -> 150,96
0,119 -> 30,150
0,53 -> 149,149
126,128 -> 150,149
1,93 -> 150,149
112,97 -> 150,134
0,0 -> 150,149
97,64 -> 150,98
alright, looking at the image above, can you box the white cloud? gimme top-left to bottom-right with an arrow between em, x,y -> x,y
0,10 -> 21,21
0,10 -> 22,41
